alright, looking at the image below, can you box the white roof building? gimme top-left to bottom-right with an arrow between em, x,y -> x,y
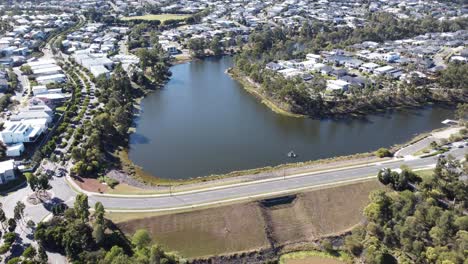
36,74 -> 66,84
0,159 -> 15,184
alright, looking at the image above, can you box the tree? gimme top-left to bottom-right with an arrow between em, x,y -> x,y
92,223 -> 104,245
13,201 -> 25,224
37,244 -> 48,263
321,238 -> 334,253
0,207 -> 6,231
188,38 -> 205,57
377,168 -> 392,185
94,202 -> 105,226
455,103 -> 467,121
27,173 -> 50,196
210,36 -> 222,56
74,194 -> 90,222
26,220 -> 35,230
7,218 -> 16,232
132,229 -> 151,249
22,245 -> 36,259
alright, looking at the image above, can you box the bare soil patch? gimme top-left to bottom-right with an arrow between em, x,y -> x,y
115,180 -> 381,258
27,191 -> 52,205
117,203 -> 269,258
72,176 -> 108,193
265,180 -> 381,245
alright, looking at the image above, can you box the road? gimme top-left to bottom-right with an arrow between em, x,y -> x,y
86,147 -> 466,210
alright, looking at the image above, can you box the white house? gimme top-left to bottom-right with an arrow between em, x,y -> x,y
0,160 -> 15,184
374,65 -> 395,75
327,79 -> 349,92
6,143 -> 24,157
360,62 -> 380,73
0,122 -> 43,144
36,74 -> 66,84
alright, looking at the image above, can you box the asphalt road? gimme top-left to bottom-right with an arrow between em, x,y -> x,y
88,147 -> 467,210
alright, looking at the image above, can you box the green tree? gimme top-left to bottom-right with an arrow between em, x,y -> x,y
74,194 -> 90,222
21,245 -> 36,259
132,229 -> 151,249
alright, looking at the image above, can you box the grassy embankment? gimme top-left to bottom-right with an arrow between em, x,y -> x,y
279,250 -> 350,264
109,180 -> 382,258
116,148 -> 378,190
121,14 -> 190,22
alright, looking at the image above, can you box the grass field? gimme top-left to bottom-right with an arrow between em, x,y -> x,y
113,180 -> 381,258
121,14 -> 190,22
280,250 -> 349,264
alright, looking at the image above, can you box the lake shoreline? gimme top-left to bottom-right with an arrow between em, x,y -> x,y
114,56 -> 457,190
229,66 -> 463,120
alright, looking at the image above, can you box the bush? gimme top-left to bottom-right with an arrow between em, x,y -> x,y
375,148 -> 392,158
6,257 -> 20,264
105,177 -> 119,189
0,243 -> 11,254
3,232 -> 16,244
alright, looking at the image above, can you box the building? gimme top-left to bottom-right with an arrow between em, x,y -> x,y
0,160 -> 15,184
90,65 -> 110,78
327,79 -> 349,92
6,143 -> 24,157
0,122 -> 43,144
36,73 -> 66,84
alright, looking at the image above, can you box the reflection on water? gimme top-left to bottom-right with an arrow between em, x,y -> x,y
129,56 -> 454,180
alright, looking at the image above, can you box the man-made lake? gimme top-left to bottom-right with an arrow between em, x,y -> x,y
129,56 -> 453,180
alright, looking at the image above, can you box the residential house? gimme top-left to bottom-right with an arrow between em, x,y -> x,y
0,160 -> 15,184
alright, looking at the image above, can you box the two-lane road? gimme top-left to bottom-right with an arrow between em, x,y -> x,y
87,148 -> 466,211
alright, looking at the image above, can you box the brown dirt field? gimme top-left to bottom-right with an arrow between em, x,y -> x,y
286,256 -> 345,264
115,180 -> 382,258
117,203 -> 270,258
73,176 -> 108,193
265,180 -> 381,245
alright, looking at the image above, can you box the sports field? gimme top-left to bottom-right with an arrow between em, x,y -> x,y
121,14 -> 190,22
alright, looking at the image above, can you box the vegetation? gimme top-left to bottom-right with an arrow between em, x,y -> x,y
233,13 -> 468,117
34,194 -> 184,263
344,157 -> 468,263
375,148 -> 392,158
439,62 -> 468,90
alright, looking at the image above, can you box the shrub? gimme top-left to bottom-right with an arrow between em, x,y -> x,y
375,148 -> 392,158
0,243 -> 11,254
3,232 -> 16,244
105,177 -> 119,189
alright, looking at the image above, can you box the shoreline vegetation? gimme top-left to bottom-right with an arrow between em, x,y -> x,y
227,67 -> 306,118
230,64 -> 464,119
99,57 -> 462,193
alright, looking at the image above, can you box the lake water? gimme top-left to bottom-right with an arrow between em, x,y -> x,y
129,56 -> 453,179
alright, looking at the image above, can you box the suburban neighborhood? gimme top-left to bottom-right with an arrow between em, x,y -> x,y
0,0 -> 466,264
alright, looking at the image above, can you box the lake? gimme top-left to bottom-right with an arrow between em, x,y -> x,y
129,56 -> 453,180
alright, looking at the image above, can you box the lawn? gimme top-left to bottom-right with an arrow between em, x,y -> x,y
121,14 -> 190,22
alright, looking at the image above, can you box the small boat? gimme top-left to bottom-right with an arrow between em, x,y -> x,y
287,151 -> 297,158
